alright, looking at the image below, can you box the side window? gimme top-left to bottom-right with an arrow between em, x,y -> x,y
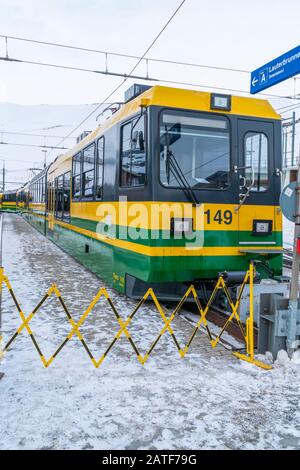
72,152 -> 81,200
120,115 -> 146,187
57,175 -> 63,219
63,171 -> 71,221
82,144 -> 95,198
96,137 -> 104,199
245,132 -> 268,192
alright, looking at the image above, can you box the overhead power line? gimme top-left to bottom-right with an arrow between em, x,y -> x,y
157,77 -> 300,101
47,0 -> 188,156
280,104 -> 300,115
0,32 -> 250,75
0,130 -> 76,139
0,141 -> 69,149
0,158 -> 44,164
1,53 -> 300,104
276,101 -> 300,112
0,55 -> 158,81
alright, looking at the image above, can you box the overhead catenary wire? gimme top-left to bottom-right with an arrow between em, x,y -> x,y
0,141 -> 69,149
156,77 -> 300,102
278,103 -> 300,115
0,130 -> 76,139
46,0 -> 188,157
0,56 -> 158,82
0,0 -> 188,189
2,1 -> 300,185
0,32 -> 251,75
1,54 -> 300,104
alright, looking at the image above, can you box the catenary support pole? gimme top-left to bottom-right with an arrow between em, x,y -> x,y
0,213 -> 4,379
288,164 -> 300,356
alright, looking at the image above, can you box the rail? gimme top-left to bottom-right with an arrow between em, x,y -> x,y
0,263 -> 272,370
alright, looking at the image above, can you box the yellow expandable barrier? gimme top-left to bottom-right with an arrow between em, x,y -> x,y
0,264 -> 272,370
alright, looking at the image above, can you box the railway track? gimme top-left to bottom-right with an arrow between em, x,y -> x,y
283,247 -> 294,268
180,247 -> 293,349
172,301 -> 249,351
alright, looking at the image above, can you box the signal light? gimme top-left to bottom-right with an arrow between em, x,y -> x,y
210,93 -> 231,111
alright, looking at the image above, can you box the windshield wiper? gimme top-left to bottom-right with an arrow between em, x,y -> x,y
164,126 -> 199,205
166,148 -> 199,205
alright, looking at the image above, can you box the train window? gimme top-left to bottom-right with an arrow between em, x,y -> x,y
72,152 -> 81,200
63,172 -> 71,221
96,137 -> 104,199
82,144 -> 95,198
159,110 -> 230,190
120,115 -> 146,187
245,132 -> 268,192
56,176 -> 64,219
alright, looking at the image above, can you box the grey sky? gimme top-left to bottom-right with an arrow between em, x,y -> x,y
1,0 -> 300,104
0,0 -> 299,188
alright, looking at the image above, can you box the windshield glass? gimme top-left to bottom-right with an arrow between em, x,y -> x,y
159,110 -> 230,190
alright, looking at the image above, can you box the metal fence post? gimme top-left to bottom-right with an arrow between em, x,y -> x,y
248,262 -> 255,361
0,214 -> 4,378
287,164 -> 300,356
0,213 -> 3,332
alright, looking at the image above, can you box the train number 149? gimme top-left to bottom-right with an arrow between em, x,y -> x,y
204,209 -> 233,225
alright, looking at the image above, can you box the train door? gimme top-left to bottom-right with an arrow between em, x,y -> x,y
54,172 -> 71,222
237,119 -> 276,246
63,172 -> 71,222
47,181 -> 55,231
55,176 -> 63,219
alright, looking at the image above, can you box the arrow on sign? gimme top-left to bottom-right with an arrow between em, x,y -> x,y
252,77 -> 258,87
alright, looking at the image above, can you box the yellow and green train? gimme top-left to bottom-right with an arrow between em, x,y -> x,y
16,84 -> 283,299
0,190 -> 18,212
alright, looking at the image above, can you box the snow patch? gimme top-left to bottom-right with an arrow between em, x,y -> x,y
276,350 -> 290,365
291,350 -> 300,365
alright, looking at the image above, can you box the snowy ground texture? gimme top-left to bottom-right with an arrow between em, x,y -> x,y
0,214 -> 300,450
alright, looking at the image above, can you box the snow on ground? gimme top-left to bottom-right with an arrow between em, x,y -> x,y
0,214 -> 300,450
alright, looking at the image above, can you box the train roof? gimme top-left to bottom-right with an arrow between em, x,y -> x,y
48,84 -> 281,177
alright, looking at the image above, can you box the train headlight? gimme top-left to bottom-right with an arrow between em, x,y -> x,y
171,218 -> 193,235
252,219 -> 273,235
210,93 -> 231,111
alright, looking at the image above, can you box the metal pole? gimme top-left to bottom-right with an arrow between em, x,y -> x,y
0,213 -> 3,331
288,163 -> 300,356
291,112 -> 296,168
2,162 -> 5,193
249,262 -> 254,360
0,213 -> 4,378
0,217 -> 3,334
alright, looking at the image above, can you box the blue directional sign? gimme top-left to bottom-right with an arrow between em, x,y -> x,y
250,45 -> 300,94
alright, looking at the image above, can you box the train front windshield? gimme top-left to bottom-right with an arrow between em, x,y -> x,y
159,110 -> 230,190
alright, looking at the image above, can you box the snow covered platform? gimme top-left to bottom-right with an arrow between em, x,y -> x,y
0,213 -> 300,450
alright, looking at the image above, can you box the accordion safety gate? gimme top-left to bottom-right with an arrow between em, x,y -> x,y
0,264 -> 272,370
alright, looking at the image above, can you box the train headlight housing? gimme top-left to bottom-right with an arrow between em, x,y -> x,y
252,219 -> 273,235
210,93 -> 231,111
171,218 -> 193,235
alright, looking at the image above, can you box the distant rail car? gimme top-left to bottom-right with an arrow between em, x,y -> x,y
15,84 -> 283,300
0,190 -> 18,212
